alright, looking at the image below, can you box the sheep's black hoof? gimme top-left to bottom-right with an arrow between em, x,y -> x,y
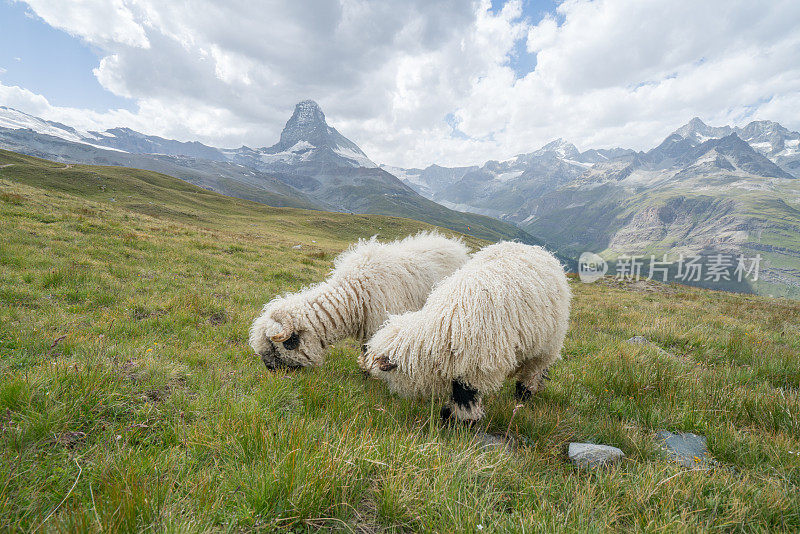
440,406 -> 479,427
515,381 -> 533,401
440,405 -> 453,422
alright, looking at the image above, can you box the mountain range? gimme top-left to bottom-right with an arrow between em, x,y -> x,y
0,102 -> 535,246
390,118 -> 800,298
2,102 -> 799,297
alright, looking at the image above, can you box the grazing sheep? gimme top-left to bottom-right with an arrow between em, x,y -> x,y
250,232 -> 470,370
363,241 -> 571,423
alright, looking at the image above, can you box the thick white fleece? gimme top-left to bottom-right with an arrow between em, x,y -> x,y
364,241 -> 571,398
249,232 -> 470,368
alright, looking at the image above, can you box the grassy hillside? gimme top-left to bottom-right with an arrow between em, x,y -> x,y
306,167 -> 545,247
0,150 -> 484,248
521,173 -> 800,298
1,152 -> 799,531
0,131 -> 325,211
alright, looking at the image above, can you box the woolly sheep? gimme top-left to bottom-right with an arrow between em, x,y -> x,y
362,241 -> 571,423
250,232 -> 470,370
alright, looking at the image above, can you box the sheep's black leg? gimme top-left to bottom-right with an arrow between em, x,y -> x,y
441,379 -> 483,424
359,345 -> 370,378
515,368 -> 550,401
514,380 -> 532,401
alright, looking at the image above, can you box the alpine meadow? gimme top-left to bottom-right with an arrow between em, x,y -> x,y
1,151 -> 799,532
3,0 -> 800,532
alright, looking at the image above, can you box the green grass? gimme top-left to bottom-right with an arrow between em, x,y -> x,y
1,150 -> 800,532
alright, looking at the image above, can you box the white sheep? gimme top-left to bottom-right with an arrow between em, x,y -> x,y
362,241 -> 571,423
250,232 -> 470,370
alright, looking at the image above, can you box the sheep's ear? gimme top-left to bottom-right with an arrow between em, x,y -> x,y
376,356 -> 398,372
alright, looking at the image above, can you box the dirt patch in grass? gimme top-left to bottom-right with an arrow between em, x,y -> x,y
306,250 -> 330,260
352,486 -> 381,534
145,377 -> 189,404
55,431 -> 87,449
145,386 -> 171,403
208,310 -> 228,325
0,192 -> 24,205
131,306 -> 166,320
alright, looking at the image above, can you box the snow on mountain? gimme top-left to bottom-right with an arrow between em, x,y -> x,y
672,117 -> 733,144
667,117 -> 800,178
332,145 -> 376,168
535,138 -> 582,160
260,100 -> 376,168
0,106 -> 129,152
0,106 -> 88,143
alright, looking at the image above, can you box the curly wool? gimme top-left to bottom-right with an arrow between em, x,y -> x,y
249,232 -> 470,368
364,241 -> 572,399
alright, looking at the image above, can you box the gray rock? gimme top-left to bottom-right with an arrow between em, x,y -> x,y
626,336 -> 650,345
568,442 -> 625,468
473,432 -> 511,451
656,431 -> 710,468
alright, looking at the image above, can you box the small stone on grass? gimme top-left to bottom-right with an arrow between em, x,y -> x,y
568,442 -> 624,468
656,431 -> 710,469
474,432 -> 511,450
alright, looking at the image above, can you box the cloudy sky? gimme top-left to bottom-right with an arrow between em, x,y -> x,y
1,0 -> 799,167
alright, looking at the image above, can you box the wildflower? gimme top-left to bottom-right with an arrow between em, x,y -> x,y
693,456 -> 700,462
146,348 -> 153,353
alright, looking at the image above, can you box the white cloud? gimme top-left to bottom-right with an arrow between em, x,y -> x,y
4,0 -> 800,167
18,0 -> 150,48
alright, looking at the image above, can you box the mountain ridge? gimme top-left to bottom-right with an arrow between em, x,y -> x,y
0,102 -> 542,248
389,117 -> 800,298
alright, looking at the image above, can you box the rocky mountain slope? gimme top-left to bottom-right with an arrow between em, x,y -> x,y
394,118 -> 800,298
0,103 -> 538,245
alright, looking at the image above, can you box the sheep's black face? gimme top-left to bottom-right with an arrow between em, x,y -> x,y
282,332 -> 300,351
260,338 -> 303,371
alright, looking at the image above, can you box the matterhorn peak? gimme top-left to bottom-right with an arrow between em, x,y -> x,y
274,99 -> 331,150
263,100 -> 376,168
291,100 -> 326,126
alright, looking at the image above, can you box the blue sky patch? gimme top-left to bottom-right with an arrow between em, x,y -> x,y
0,0 -> 133,111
